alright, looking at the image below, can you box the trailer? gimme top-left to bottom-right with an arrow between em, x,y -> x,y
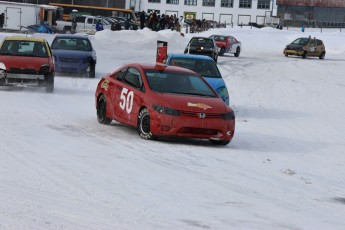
0,1 -> 61,31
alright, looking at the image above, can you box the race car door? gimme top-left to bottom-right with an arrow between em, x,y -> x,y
115,67 -> 144,126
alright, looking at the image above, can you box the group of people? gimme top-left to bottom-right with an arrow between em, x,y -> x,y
139,11 -> 181,32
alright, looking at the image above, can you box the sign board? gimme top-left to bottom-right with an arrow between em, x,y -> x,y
156,40 -> 168,64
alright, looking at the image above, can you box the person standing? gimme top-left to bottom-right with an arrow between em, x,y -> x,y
96,20 -> 104,32
0,13 -> 4,30
140,10 -> 146,29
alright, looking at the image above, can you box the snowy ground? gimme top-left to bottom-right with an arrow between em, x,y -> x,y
0,26 -> 345,229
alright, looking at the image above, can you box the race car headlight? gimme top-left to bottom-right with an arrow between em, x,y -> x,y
221,111 -> 235,120
152,105 -> 180,116
216,86 -> 229,103
39,64 -> 50,75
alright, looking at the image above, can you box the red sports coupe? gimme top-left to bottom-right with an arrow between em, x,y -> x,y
95,63 -> 235,145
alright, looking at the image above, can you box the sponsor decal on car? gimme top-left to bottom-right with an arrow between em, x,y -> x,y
101,80 -> 110,90
187,102 -> 212,110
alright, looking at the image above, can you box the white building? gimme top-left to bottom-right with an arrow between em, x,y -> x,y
128,0 -> 278,26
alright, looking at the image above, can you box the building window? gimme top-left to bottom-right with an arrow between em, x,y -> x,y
167,0 -> 179,4
203,0 -> 215,6
148,0 -> 161,3
239,0 -> 251,8
185,0 -> 197,6
257,0 -> 270,9
221,0 -> 233,7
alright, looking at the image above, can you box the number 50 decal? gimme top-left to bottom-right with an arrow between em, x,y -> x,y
119,88 -> 134,114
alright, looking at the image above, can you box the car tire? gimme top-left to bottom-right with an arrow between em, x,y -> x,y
138,108 -> 155,140
220,47 -> 225,56
97,94 -> 112,125
234,47 -> 240,57
88,62 -> 96,78
319,51 -> 325,59
209,139 -> 230,145
45,73 -> 54,93
302,51 -> 307,59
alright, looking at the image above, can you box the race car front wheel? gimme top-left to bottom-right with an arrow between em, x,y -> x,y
45,73 -> 54,93
138,108 -> 155,140
88,62 -> 96,78
97,94 -> 112,125
209,139 -> 230,146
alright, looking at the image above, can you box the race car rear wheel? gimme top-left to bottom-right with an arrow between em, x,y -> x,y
138,108 -> 155,140
97,94 -> 112,125
234,47 -> 241,57
209,139 -> 230,145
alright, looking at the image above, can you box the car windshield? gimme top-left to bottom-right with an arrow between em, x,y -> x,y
190,38 -> 214,48
213,36 -> 226,42
51,38 -> 92,51
291,38 -> 310,46
0,40 -> 48,57
169,58 -> 221,78
145,70 -> 217,98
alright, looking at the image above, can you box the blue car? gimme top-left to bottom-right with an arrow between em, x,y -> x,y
51,34 -> 97,78
166,53 -> 230,105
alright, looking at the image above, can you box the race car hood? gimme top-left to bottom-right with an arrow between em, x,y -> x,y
52,49 -> 94,60
0,56 -> 49,71
286,44 -> 304,50
157,93 -> 229,113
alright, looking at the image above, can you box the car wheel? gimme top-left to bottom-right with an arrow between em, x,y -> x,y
319,51 -> 325,59
97,94 -> 112,125
209,139 -> 230,145
302,51 -> 307,59
138,108 -> 155,140
88,62 -> 96,78
45,73 -> 54,93
284,50 -> 288,57
234,47 -> 240,57
220,47 -> 225,56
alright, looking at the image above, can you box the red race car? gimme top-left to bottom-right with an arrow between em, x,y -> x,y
0,36 -> 55,92
209,35 -> 241,57
95,64 -> 235,145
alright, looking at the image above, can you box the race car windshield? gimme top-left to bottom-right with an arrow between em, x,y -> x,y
0,40 -> 48,57
291,38 -> 309,46
145,70 -> 217,98
51,38 -> 92,51
190,38 -> 214,48
169,58 -> 221,78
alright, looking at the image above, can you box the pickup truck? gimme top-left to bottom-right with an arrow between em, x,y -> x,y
54,15 -> 111,34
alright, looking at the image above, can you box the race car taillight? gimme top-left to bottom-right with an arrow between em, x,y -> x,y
221,111 -> 235,120
153,105 -> 180,116
39,64 -> 50,75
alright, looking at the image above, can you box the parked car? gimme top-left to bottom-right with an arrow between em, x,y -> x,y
95,63 -> 235,145
109,16 -> 138,30
0,36 -> 55,92
166,53 -> 230,105
283,36 -> 326,59
184,37 -> 219,62
51,34 -> 97,78
209,35 -> 241,57
54,15 -> 111,34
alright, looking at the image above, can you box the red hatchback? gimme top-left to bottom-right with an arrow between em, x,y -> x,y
209,35 -> 242,57
0,36 -> 55,92
95,63 -> 235,145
